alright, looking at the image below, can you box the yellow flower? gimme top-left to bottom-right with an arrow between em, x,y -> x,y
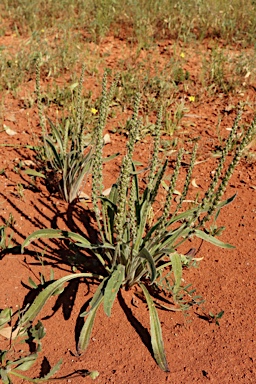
41,29 -> 45,33
91,108 -> 98,115
180,52 -> 185,58
189,96 -> 195,102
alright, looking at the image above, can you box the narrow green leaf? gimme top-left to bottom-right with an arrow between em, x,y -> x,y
44,136 -> 63,169
28,277 -> 38,289
0,350 -> 8,365
108,183 -> 118,204
0,368 -> 10,383
216,310 -> 224,319
0,308 -> 12,329
24,169 -> 46,178
50,269 -> 54,281
21,229 -> 65,252
155,302 -> 182,312
46,118 -> 64,151
132,160 -> 143,166
14,354 -> 37,371
171,252 -> 182,295
134,199 -> 151,251
100,197 -> 117,211
21,229 -> 92,253
139,284 -> 169,372
42,359 -> 62,380
103,153 -> 119,163
74,242 -> 115,250
194,229 -> 235,248
103,265 -> 125,317
22,228 -> 115,254
77,297 -> 103,354
20,273 -> 100,326
130,167 -> 149,175
30,320 -> 46,342
80,277 -> 108,317
69,82 -> 79,91
139,247 -> 157,283
217,193 -> 236,209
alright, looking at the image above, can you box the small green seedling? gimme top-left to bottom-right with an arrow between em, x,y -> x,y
208,310 -> 224,326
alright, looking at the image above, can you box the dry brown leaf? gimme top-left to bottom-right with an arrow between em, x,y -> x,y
23,160 -> 36,167
192,178 -> 199,188
102,187 -> 112,196
4,125 -> 17,136
103,133 -> 111,144
0,326 -> 20,340
78,192 -> 91,200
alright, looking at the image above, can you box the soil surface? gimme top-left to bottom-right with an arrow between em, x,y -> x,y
0,31 -> 255,384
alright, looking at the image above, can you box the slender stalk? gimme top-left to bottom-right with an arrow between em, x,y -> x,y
174,143 -> 198,215
148,107 -> 162,191
200,116 -> 256,226
35,59 -> 46,135
91,72 -> 108,240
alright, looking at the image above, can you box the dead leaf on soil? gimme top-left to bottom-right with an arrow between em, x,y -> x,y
102,187 -> 112,196
78,191 -> 91,200
0,326 -> 20,340
3,124 -> 17,136
192,178 -> 199,188
23,160 -> 36,167
103,133 -> 111,144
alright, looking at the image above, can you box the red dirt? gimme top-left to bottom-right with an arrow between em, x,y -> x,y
0,31 -> 255,384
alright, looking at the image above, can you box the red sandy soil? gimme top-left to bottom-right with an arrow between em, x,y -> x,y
0,32 -> 255,384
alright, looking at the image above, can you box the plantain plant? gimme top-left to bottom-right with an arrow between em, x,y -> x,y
21,76 -> 256,372
36,63 -> 118,203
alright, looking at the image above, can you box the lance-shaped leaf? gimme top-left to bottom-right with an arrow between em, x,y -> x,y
21,229 -> 114,254
80,277 -> 108,317
24,169 -> 46,178
0,367 -> 10,383
170,252 -> 182,295
103,265 -> 125,317
42,359 -> 62,380
20,273 -> 101,326
12,354 -> 38,371
0,308 -> 12,329
139,283 -> 169,372
214,193 -> 236,209
21,229 -> 92,252
194,229 -> 235,248
139,248 -> 157,283
77,296 -> 104,354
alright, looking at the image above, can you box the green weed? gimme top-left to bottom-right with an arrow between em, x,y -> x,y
20,75 -> 256,371
36,63 -> 96,203
0,308 -> 61,383
2,1 -> 255,45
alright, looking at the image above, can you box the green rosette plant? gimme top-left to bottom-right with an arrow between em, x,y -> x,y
21,74 -> 256,371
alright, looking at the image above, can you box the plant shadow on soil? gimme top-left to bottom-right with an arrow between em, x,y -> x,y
0,188 -> 160,367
